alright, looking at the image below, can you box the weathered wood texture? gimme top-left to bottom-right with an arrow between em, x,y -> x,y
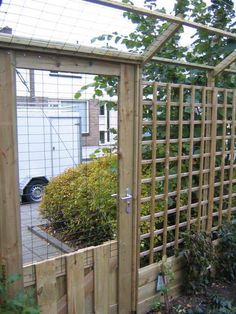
213,50 -> 236,76
0,50 -> 23,293
24,241 -> 185,314
0,35 -> 142,64
137,256 -> 185,314
15,51 -> 120,76
118,64 -> 141,313
139,81 -> 236,264
24,241 -> 118,314
142,20 -> 182,64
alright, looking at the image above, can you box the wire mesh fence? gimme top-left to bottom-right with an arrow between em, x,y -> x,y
16,68 -> 118,266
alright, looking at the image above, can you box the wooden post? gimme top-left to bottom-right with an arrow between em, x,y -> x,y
118,63 -> 141,314
203,71 -> 215,232
0,50 -> 23,292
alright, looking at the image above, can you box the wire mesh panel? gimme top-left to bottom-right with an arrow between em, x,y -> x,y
16,68 -> 118,266
139,82 -> 236,267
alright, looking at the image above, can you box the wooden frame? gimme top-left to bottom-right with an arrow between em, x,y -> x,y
85,0 -> 236,39
0,49 -> 141,312
142,20 -> 182,64
1,0 -> 236,311
118,63 -> 141,313
0,50 -> 23,294
139,81 -> 236,264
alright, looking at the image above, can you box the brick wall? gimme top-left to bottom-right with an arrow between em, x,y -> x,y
81,99 -> 100,146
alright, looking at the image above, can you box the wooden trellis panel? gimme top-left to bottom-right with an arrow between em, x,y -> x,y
139,82 -> 236,266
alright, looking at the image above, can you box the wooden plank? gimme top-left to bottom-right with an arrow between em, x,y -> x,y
16,51 -> 120,76
174,85 -> 184,249
142,21 -> 182,64
118,64 -> 138,313
202,72 -> 215,231
36,259 -> 57,314
227,90 -> 236,220
0,50 -> 23,294
138,270 -> 184,301
218,90 -> 228,226
150,82 -> 158,264
94,244 -> 110,314
213,50 -> 236,76
0,34 -> 142,64
138,255 -> 185,287
163,84 -> 171,256
187,87 -> 195,230
109,266 -> 118,306
66,252 -> 85,314
57,294 -> 67,314
137,283 -> 182,314
207,88 -> 218,232
23,241 -> 118,287
152,56 -> 236,74
197,88 -> 207,231
85,0 -> 236,40
131,64 -> 142,311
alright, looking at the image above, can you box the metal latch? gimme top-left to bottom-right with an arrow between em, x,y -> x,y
111,188 -> 132,214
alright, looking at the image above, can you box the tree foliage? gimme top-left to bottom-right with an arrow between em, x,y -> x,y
75,0 -> 236,98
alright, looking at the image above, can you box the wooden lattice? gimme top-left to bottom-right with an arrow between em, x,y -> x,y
139,82 -> 236,266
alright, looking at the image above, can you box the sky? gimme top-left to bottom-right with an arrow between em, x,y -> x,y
2,0 -> 235,98
0,0 -> 200,49
1,0 -> 236,52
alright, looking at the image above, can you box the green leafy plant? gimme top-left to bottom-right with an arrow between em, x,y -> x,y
149,297 -> 165,313
40,154 -> 117,248
0,272 -> 40,314
207,294 -> 236,314
182,232 -> 214,293
186,294 -> 236,314
172,304 -> 188,313
215,222 -> 236,281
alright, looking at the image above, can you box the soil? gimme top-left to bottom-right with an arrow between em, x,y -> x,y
147,280 -> 236,314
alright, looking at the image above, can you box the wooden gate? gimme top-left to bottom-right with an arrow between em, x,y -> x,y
0,49 -> 142,314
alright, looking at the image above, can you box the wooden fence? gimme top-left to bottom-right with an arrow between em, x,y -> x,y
24,241 -> 118,314
23,240 -> 185,314
139,82 -> 236,266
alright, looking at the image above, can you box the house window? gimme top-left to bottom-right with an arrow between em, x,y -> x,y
100,105 -> 105,115
100,131 -> 105,144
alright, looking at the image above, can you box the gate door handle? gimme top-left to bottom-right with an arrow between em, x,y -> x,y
111,188 -> 132,214
121,188 -> 132,214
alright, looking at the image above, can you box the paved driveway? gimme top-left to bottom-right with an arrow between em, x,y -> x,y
20,203 -> 62,265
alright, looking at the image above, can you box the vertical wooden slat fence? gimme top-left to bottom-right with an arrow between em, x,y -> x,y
24,241 -> 118,314
36,260 -> 57,313
66,251 -> 85,314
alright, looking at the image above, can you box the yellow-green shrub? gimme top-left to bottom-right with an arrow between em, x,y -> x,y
40,155 -> 117,248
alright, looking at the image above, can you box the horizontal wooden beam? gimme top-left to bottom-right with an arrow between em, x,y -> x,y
0,34 -> 143,64
84,0 -> 236,40
142,20 -> 182,64
213,50 -> 236,76
152,56 -> 236,74
15,51 -> 120,76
